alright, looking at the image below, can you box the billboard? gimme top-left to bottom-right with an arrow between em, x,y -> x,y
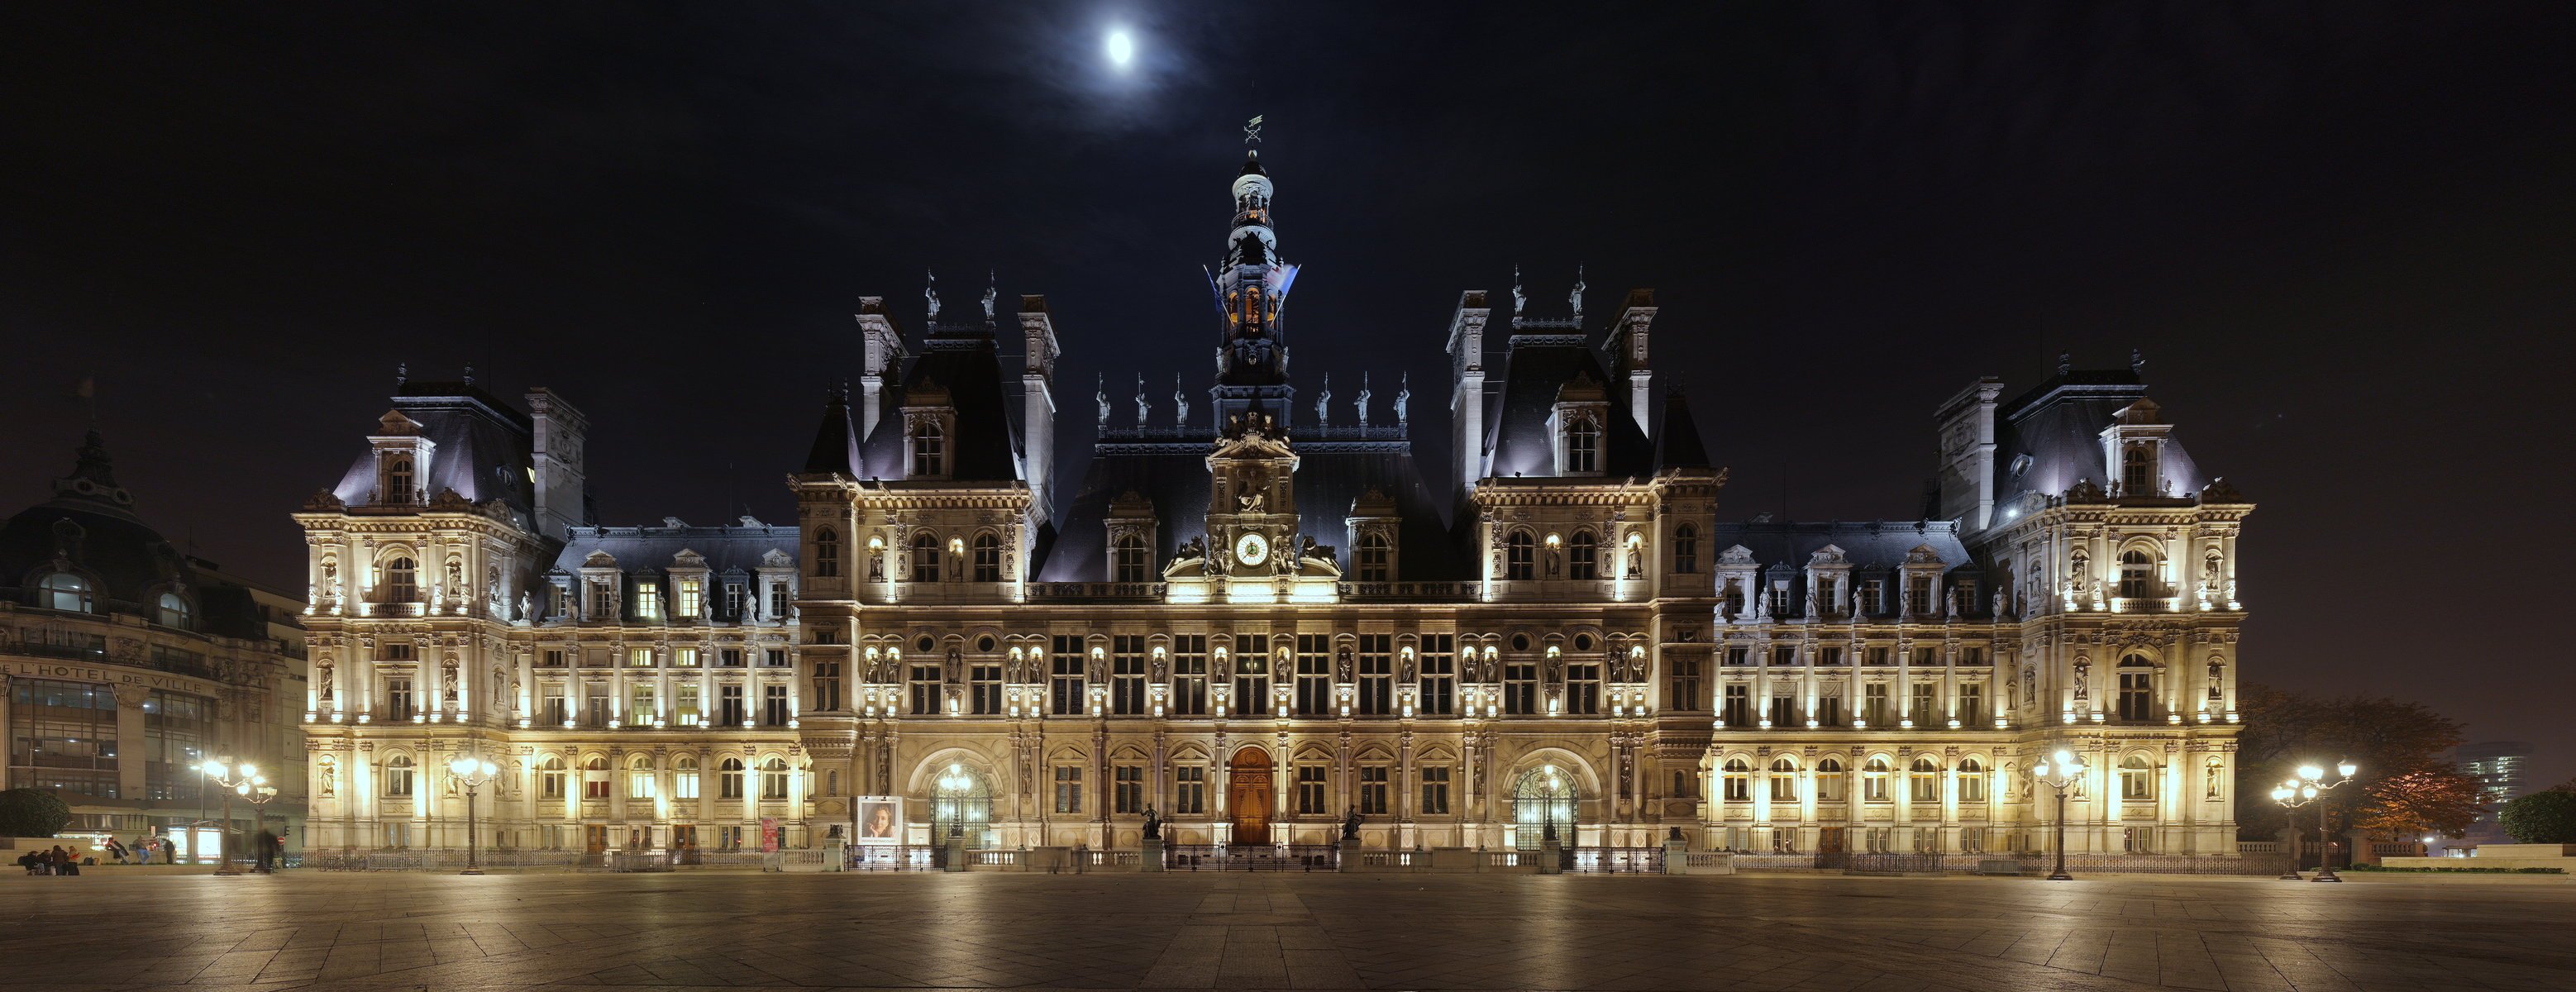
852,796 -> 903,844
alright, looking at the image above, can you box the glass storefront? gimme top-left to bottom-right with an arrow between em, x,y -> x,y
8,678 -> 117,797
142,689 -> 215,800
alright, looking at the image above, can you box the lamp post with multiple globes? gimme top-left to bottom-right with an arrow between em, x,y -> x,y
243,783 -> 279,871
198,757 -> 266,876
447,753 -> 499,875
2270,759 -> 2359,882
2030,749 -> 2091,881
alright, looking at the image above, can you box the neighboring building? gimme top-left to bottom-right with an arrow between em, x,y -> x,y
295,146 -> 2250,859
2458,741 -> 2532,843
1,431 -> 308,853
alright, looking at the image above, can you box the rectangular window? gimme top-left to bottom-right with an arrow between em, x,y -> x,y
1658,656 -> 1700,711
812,660 -> 841,713
628,647 -> 655,668
1295,764 -> 1327,814
1171,635 -> 1209,716
909,662 -> 942,716
1818,646 -> 1843,667
1862,580 -> 1884,614
1862,684 -> 1889,725
634,583 -> 661,619
1357,634 -> 1393,716
2119,670 -> 2154,721
1111,635 -> 1147,716
675,684 -> 702,725
588,581 -> 613,618
719,684 -> 746,725
674,647 -> 699,668
1295,634 -> 1333,716
1866,646 -> 1891,666
1721,684 -> 1750,726
1769,585 -> 1791,617
1053,765 -> 1082,813
1114,764 -> 1144,814
724,582 -> 744,617
1051,636 -> 1087,715
541,687 -> 568,727
764,648 -> 789,667
1725,646 -> 1750,667
1958,684 -> 1985,725
1907,579 -> 1932,616
1358,765 -> 1389,815
1566,663 -> 1600,715
1911,683 -> 1938,724
971,663 -> 1002,715
541,648 -> 566,668
584,685 -> 610,727
1767,695 -> 1794,727
1771,645 -> 1796,667
768,583 -> 789,619
763,684 -> 790,726
676,579 -> 702,618
1175,765 -> 1206,814
1504,661 -> 1538,715
1913,646 -> 1939,668
16,680 -> 119,799
1418,634 -> 1455,716
720,648 -> 745,668
1419,765 -> 1451,814
385,679 -> 415,721
1961,646 -> 1987,668
630,683 -> 657,723
676,766 -> 700,800
1232,634 -> 1270,714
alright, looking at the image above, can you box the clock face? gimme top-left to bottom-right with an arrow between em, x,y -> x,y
1233,532 -> 1270,566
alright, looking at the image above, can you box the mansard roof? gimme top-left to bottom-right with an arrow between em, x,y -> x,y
1992,361 -> 2203,506
1654,391 -> 1710,470
550,519 -> 798,575
857,328 -> 1024,483
328,380 -> 537,513
1707,519 -> 1973,574
801,388 -> 864,477
1,431 -> 271,637
1482,332 -> 1655,479
1037,439 -> 1460,583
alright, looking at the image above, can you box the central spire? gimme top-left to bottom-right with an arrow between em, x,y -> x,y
1210,122 -> 1301,430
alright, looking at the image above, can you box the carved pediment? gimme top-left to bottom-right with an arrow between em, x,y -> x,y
760,548 -> 795,568
375,409 -> 421,436
1720,544 -> 1756,565
1807,544 -> 1848,565
581,551 -> 619,569
670,548 -> 708,569
1905,544 -> 1942,565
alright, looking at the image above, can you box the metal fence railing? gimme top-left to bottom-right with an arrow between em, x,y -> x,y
1163,843 -> 1340,871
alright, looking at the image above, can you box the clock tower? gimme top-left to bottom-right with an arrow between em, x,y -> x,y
1208,143 -> 1301,430
1205,408 -> 1302,579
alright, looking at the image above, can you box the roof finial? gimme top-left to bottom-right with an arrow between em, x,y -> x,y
1511,265 -> 1526,319
396,361 -> 408,386
925,268 -> 941,324
1356,372 -> 1372,427
2130,347 -> 2146,375
1314,373 -> 1332,423
1244,114 -> 1263,145
1172,373 -> 1189,426
982,269 -> 998,322
462,364 -> 475,386
2057,351 -> 2073,376
1134,373 -> 1151,426
1570,265 -> 1587,326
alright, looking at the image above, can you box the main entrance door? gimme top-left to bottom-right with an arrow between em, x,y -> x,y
1228,747 -> 1273,845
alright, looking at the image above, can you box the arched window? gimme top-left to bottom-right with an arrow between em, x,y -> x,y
1111,534 -> 1149,584
2121,755 -> 2155,800
972,533 -> 1003,582
384,556 -> 417,602
1510,766 -> 1578,850
1910,756 -> 1941,803
2121,443 -> 2154,494
1863,757 -> 1891,801
583,756 -> 610,799
2118,549 -> 2155,600
673,756 -> 700,800
2117,656 -> 2155,721
155,591 -> 192,629
719,757 -> 746,799
627,754 -> 656,799
813,528 -> 839,578
1566,417 -> 1600,474
384,755 -> 415,797
1768,756 -> 1800,802
1357,532 -> 1391,582
1721,758 -> 1751,802
386,455 -> 415,503
1505,530 -> 1535,580
1672,524 -> 1699,574
1958,758 -> 1987,802
1568,530 -> 1598,580
1816,757 -> 1847,801
538,756 -> 567,799
912,419 -> 946,477
760,756 -> 790,799
39,571 -> 91,613
911,532 -> 942,582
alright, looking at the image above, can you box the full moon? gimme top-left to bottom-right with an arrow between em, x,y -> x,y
1105,29 -> 1134,68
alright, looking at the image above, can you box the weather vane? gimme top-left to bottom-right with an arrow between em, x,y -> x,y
1244,114 -> 1263,145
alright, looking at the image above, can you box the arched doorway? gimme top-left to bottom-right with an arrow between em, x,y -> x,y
1511,765 -> 1578,853
927,763 -> 995,848
1228,746 -> 1273,845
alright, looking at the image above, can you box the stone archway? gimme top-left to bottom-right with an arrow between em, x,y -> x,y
1228,746 -> 1273,845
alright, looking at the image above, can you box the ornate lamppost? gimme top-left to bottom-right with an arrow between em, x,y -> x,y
447,753 -> 499,875
936,764 -> 971,872
2270,759 -> 2358,882
2030,748 -> 2090,881
198,757 -> 267,876
243,784 -> 279,871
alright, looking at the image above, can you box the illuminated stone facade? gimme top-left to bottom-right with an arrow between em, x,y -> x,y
295,151 -> 2250,858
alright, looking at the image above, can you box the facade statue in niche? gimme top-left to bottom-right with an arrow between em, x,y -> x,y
1398,650 -> 1415,684
1150,650 -> 1167,684
2205,758 -> 2225,799
1238,491 -> 1264,513
518,591 -> 534,622
317,664 -> 334,701
2071,657 -> 2091,702
944,648 -> 963,687
317,756 -> 337,796
441,655 -> 460,701
1627,545 -> 1643,577
1334,647 -> 1353,683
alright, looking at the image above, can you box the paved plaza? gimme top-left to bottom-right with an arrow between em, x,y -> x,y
3,870 -> 2571,992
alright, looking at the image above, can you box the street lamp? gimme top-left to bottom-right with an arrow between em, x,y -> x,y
2030,748 -> 2091,881
447,753 -> 499,875
2269,759 -> 2359,882
1538,767 -> 1563,845
199,758 -> 267,876
242,784 -> 279,872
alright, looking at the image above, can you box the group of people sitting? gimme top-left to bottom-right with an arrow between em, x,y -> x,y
16,845 -> 89,875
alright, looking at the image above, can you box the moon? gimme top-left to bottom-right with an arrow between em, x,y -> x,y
1105,29 -> 1134,69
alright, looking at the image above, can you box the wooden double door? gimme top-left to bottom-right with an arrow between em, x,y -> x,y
1228,748 -> 1272,844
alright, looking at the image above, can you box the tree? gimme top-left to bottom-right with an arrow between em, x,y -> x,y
0,789 -> 74,838
2235,684 -> 2471,839
2499,790 -> 2576,844
2353,768 -> 2483,838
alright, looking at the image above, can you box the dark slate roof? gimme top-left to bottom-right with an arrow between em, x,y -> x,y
551,521 -> 799,622
1706,519 -> 1986,618
1481,334 -> 1655,479
1037,436 -> 1460,582
856,329 -> 1024,483
1655,391 -> 1710,470
802,389 -> 864,476
1992,368 -> 2204,506
0,431 -> 268,637
329,382 -> 536,513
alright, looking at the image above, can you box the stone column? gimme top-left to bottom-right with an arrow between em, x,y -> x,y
112,682 -> 150,800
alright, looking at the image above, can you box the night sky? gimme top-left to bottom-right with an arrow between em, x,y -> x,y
5,5 -> 2572,783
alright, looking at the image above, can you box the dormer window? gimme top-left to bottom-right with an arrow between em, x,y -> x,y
1567,418 -> 1600,474
587,579 -> 613,618
39,572 -> 91,613
384,455 -> 415,503
913,419 -> 946,477
1356,532 -> 1392,582
1112,534 -> 1151,584
384,556 -> 418,602
155,592 -> 193,629
2121,443 -> 2155,495
634,581 -> 661,619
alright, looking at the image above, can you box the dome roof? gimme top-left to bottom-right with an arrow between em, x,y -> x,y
0,430 -> 196,616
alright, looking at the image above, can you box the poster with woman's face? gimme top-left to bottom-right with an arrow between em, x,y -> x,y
855,797 -> 901,843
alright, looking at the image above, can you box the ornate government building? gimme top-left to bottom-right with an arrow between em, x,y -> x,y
294,148 -> 2252,860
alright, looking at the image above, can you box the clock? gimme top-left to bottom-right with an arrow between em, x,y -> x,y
1233,532 -> 1270,567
